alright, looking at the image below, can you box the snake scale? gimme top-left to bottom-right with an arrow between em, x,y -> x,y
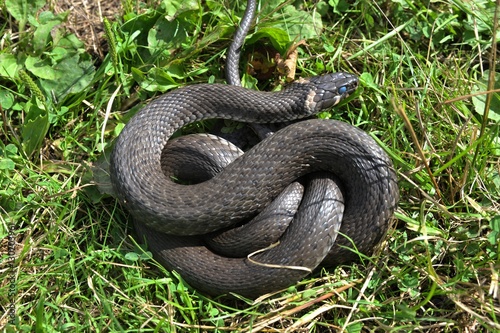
110,2 -> 399,298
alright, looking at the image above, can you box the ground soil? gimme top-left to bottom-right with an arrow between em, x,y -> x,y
49,0 -> 124,59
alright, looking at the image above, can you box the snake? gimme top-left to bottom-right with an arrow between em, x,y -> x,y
109,1 -> 399,298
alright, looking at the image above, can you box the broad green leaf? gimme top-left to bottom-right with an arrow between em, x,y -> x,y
29,54 -> 96,100
55,33 -> 86,51
124,252 -> 140,261
165,63 -> 186,79
131,67 -> 146,85
25,55 -> 58,80
161,0 -> 199,20
148,13 -> 196,55
33,11 -> 67,52
0,158 -> 15,170
472,70 -> 500,121
139,67 -> 181,92
0,53 -> 21,78
4,0 -> 45,23
488,215 -> 500,245
255,5 -> 323,52
26,44 -> 92,102
279,5 -> 323,40
4,144 -> 19,156
0,89 -> 15,109
246,27 -> 290,53
22,100 -> 49,157
329,0 -> 350,14
48,47 -> 69,63
316,1 -> 330,16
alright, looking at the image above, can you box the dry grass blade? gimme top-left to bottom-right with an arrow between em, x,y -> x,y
243,281 -> 359,332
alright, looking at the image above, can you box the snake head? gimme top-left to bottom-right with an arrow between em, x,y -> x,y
307,72 -> 359,111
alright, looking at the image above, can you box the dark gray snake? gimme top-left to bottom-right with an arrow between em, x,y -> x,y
110,5 -> 399,298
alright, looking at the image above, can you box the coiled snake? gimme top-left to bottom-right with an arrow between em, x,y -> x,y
110,3 -> 399,298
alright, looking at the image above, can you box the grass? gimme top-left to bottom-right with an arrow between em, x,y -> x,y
1,0 -> 499,331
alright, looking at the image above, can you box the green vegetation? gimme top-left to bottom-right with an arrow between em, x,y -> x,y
1,0 -> 499,331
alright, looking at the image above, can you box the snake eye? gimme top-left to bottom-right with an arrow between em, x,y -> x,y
338,86 -> 347,94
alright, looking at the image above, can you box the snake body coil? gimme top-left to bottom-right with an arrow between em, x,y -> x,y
110,72 -> 399,298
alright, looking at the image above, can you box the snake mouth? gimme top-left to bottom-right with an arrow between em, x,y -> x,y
309,72 -> 360,110
341,74 -> 359,96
